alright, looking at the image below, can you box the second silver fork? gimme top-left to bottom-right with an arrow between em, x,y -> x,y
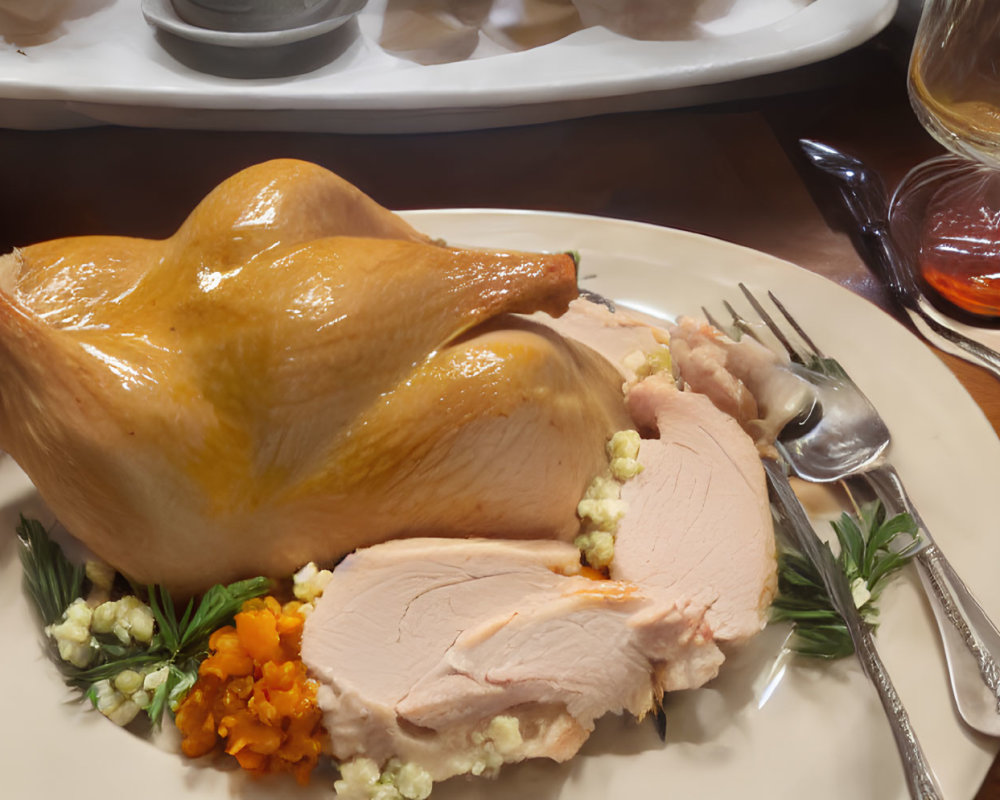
720,284 -> 1000,738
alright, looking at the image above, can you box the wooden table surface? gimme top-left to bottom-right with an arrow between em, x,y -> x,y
1,19 -> 998,799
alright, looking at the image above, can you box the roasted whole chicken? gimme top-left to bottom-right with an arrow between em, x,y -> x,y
0,159 -> 631,593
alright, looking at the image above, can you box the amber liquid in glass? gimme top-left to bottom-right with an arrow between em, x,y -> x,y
908,5 -> 1000,316
913,167 -> 1000,317
910,50 -> 1000,163
920,217 -> 1000,317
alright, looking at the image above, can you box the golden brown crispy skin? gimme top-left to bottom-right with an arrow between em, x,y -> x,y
0,160 -> 630,594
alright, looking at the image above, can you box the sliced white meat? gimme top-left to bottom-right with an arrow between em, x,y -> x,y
526,296 -> 670,382
300,300 -> 778,785
531,299 -> 778,643
611,373 -> 777,643
301,537 -> 724,783
536,299 -> 812,451
667,315 -> 814,448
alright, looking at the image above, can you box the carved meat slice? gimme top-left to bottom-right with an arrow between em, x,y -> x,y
666,315 -> 813,449
612,374 -> 777,642
300,537 -> 724,783
534,299 -> 778,642
298,299 -> 777,787
528,296 -> 670,382
0,160 -> 631,594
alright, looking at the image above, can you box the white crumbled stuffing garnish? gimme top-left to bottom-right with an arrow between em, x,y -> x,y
85,559 -> 116,604
45,597 -> 97,668
113,668 -> 144,695
575,428 -> 645,569
293,561 -> 334,604
851,577 -> 872,610
144,664 -> 170,693
92,677 -> 143,727
467,715 -> 524,777
486,715 -> 523,755
607,429 -> 640,460
641,344 -> 673,378
335,758 -> 381,800
46,593 -> 164,725
394,762 -> 434,800
607,429 -> 643,480
583,475 -> 621,501
623,344 -> 673,380
335,718 -> 520,797
90,663 -> 168,727
574,530 -> 616,570
609,457 -> 643,481
91,595 -> 155,645
335,758 -> 433,800
576,497 -> 628,531
622,349 -> 648,376
465,731 -> 504,776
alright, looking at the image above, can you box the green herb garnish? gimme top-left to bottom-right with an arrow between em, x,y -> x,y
770,499 -> 920,659
17,515 -> 86,626
17,516 -> 270,726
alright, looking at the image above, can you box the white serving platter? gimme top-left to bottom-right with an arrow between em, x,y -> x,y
3,208 -> 999,800
0,0 -> 897,132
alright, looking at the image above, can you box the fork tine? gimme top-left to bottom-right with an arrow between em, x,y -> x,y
737,283 -> 804,364
766,290 -> 826,359
723,300 -> 767,343
701,302 -> 762,345
700,305 -> 726,333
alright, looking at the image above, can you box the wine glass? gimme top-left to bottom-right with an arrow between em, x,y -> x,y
889,0 -> 1000,320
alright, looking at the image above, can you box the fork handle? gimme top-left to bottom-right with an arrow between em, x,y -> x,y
866,464 -> 1000,731
767,460 -> 942,798
854,623 -> 944,800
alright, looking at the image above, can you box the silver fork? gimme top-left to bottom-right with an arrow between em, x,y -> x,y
764,457 -> 942,800
717,283 -> 1000,737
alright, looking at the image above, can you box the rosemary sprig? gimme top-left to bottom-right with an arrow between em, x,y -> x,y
17,515 -> 85,626
770,498 -> 920,659
17,517 -> 270,726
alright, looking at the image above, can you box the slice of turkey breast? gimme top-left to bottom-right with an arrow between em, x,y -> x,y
536,297 -> 811,449
533,299 -> 778,641
528,295 -> 670,383
666,315 -> 814,450
300,537 -> 724,784
300,297 -> 778,787
611,373 -> 777,643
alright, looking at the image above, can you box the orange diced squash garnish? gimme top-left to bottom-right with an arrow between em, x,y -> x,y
175,596 -> 327,784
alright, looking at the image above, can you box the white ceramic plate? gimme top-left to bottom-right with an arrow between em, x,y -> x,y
0,0 -> 896,132
3,209 -> 999,800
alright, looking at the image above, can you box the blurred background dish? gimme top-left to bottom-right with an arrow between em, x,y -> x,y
0,0 -> 896,132
142,0 -> 365,47
141,0 -> 364,78
0,0 -> 73,22
170,0 -> 344,32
